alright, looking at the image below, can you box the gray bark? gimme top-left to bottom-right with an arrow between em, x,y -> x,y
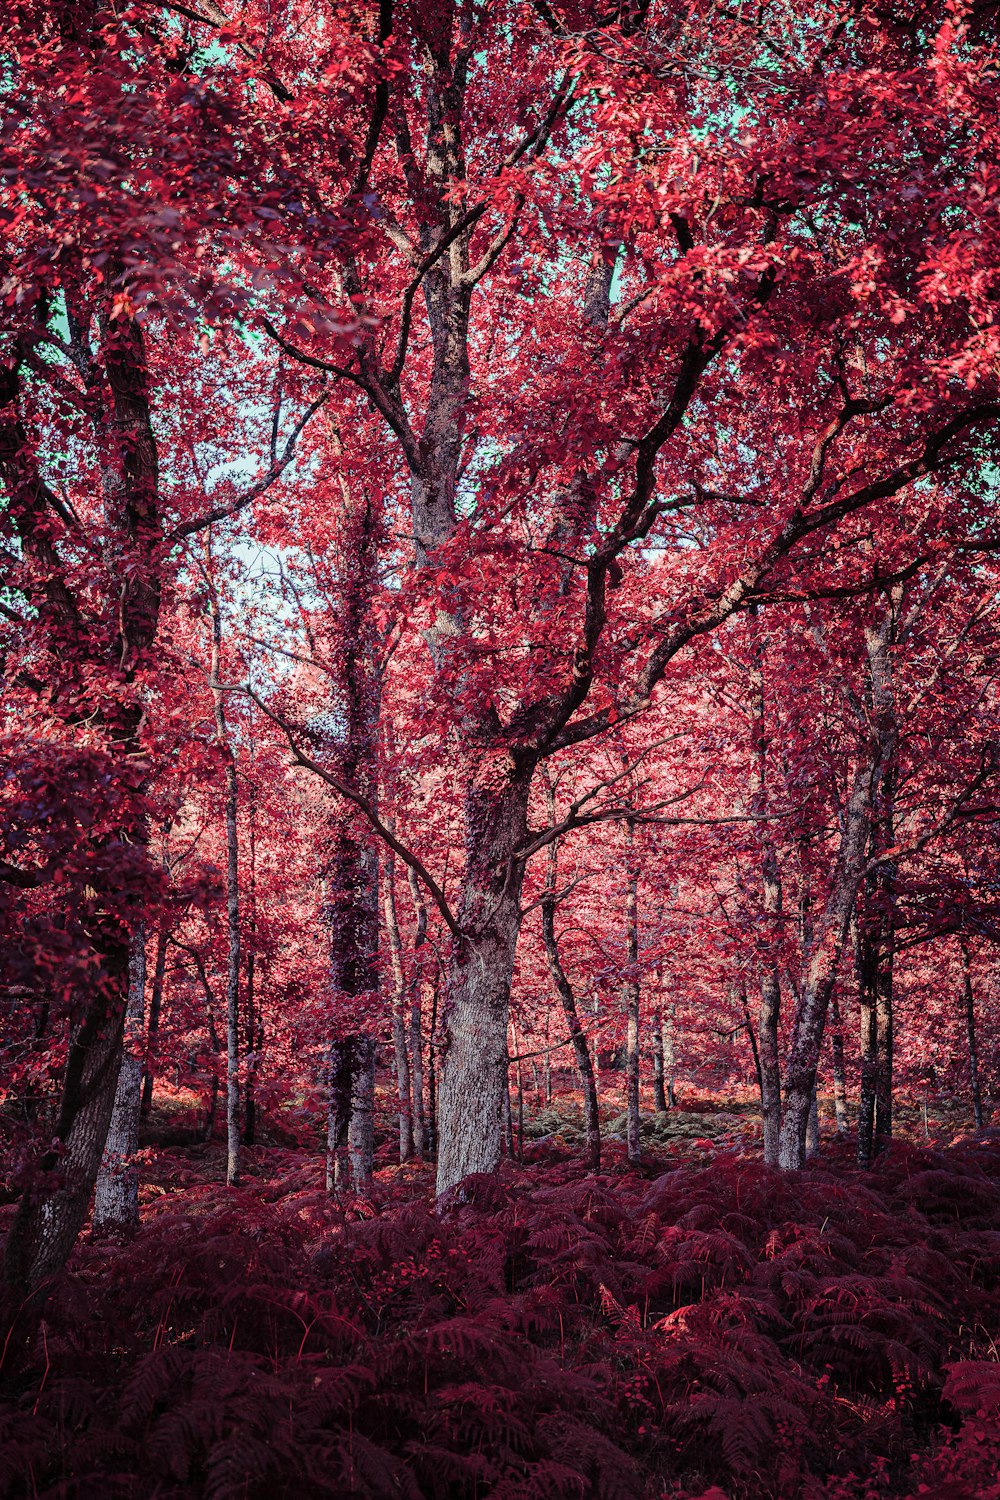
3,945 -> 130,1291
435,768 -> 532,1197
829,988 -> 849,1133
93,926 -> 147,1232
777,754 -> 876,1169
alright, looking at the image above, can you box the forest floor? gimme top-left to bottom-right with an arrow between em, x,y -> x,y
2,1092 -> 1000,1500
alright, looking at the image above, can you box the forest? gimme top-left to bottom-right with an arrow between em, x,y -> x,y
3,0 -> 1000,1495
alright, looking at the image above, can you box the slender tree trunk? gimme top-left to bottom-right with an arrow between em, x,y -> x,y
778,755 -> 876,1169
652,1006 -> 667,1112
758,968 -> 782,1167
384,851 -> 414,1162
749,608 -> 784,1166
243,951 -> 257,1148
243,785 -> 259,1149
93,926 -> 147,1233
623,820 -> 641,1166
502,1063 -> 515,1158
427,971 -> 439,1160
540,781 -> 600,1169
207,565 -> 242,1189
829,988 -> 849,1134
323,838 -> 380,1192
856,839 -> 895,1168
200,968 -> 222,1145
806,1083 -> 820,1159
222,750 -> 241,1186
319,490 -> 381,1194
511,1015 -> 524,1162
406,866 -> 428,1158
326,1039 -> 353,1192
349,1036 -> 376,1190
410,989 -> 426,1159
960,940 -> 984,1132
140,926 -> 168,1120
662,1005 -> 677,1107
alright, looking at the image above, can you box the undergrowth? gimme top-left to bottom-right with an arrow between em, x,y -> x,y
1,1138 -> 1000,1499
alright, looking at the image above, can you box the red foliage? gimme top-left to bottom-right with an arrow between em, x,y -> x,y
1,1140 -> 1000,1499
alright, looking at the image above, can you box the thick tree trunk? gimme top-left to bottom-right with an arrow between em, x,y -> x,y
623,820 -> 641,1166
93,926 -> 147,1233
140,926 -> 168,1120
829,988 -> 849,1134
434,768 -> 531,1198
3,939 -> 130,1292
960,940 -> 984,1132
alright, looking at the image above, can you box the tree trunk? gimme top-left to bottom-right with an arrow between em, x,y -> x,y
3,939 -> 131,1292
406,866 -> 428,1158
206,549 -> 242,1186
829,988 -> 849,1134
662,1005 -> 677,1107
410,989 -> 426,1159
243,786 -> 259,1149
623,820 -> 641,1166
778,754 -> 876,1170
960,940 -> 984,1132
93,926 -> 147,1233
540,781 -> 600,1169
502,1063 -> 515,1158
326,1036 -> 377,1192
140,926 -> 168,1120
434,769 -> 531,1198
856,839 -> 895,1169
652,1006 -> 667,1112
427,971 -> 439,1160
758,967 -> 782,1168
384,852 -> 414,1162
222,747 -> 241,1187
511,1015 -> 524,1162
748,607 -> 783,1166
348,1036 -> 376,1190
326,1039 -> 352,1192
805,1083 -> 820,1159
